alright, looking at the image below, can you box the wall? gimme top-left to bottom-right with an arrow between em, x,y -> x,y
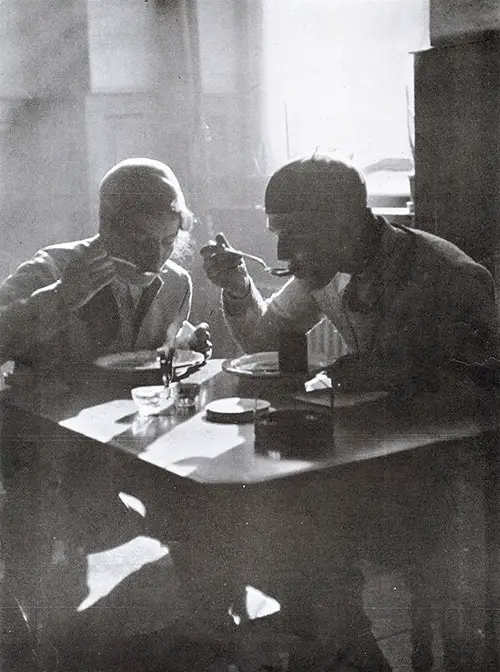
0,0 -> 251,355
180,0 -> 269,353
262,0 -> 429,173
193,0 -> 261,202
430,0 -> 500,45
85,0 -> 197,208
0,0 -> 91,272
0,0 -> 200,276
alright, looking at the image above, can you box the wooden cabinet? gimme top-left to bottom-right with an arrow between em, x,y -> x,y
414,34 -> 500,274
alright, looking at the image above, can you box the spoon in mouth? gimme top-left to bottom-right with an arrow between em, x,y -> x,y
238,251 -> 292,277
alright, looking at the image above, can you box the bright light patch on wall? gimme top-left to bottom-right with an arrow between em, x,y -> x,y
118,492 -> 147,518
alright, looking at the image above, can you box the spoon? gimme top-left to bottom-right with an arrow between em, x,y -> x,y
238,251 -> 292,277
109,256 -> 137,270
109,256 -> 159,285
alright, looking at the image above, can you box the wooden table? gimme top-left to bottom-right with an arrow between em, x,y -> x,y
1,359 -> 499,671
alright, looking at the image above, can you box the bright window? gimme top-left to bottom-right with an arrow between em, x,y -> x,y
260,0 -> 429,203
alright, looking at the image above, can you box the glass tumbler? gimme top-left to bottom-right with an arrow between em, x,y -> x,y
174,381 -> 201,411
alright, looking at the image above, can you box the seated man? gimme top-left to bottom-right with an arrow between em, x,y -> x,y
201,153 -> 500,671
0,158 -> 211,645
0,157 -> 210,372
202,154 -> 498,393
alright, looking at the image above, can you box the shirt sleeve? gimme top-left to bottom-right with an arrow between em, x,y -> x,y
222,276 -> 324,353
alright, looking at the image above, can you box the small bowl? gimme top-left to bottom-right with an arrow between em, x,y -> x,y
131,385 -> 175,417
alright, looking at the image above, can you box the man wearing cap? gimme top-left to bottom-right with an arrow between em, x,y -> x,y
201,154 -> 499,671
202,153 -> 497,391
0,158 -> 211,653
0,157 -> 211,371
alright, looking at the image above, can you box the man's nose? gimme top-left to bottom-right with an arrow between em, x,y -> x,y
277,237 -> 291,260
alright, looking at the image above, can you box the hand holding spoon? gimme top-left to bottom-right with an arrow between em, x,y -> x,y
238,251 -> 291,277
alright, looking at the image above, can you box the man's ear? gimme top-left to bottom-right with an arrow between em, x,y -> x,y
179,211 -> 193,232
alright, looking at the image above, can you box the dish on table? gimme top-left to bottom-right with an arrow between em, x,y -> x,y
95,349 -> 204,373
222,351 -> 327,379
205,397 -> 271,424
131,385 -> 175,416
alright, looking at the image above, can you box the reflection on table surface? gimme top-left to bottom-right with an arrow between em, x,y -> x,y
2,358 -> 498,486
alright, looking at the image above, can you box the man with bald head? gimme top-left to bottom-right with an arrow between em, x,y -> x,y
201,153 -> 499,671
0,157 -> 210,370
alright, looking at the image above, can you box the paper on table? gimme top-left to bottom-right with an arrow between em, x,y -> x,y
304,372 -> 332,391
294,389 -> 388,408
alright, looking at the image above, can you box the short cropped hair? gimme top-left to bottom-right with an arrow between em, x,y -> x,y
99,158 -> 190,233
265,153 -> 367,215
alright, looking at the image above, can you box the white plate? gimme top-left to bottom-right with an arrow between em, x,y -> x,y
205,397 -> 271,424
95,349 -> 204,372
222,351 -> 327,379
206,397 -> 270,415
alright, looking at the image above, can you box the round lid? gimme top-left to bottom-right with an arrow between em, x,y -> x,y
205,397 -> 270,424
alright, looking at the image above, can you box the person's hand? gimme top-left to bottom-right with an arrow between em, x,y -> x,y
200,233 -> 250,298
59,240 -> 116,312
186,322 -> 212,360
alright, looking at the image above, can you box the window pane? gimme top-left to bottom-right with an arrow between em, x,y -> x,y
262,0 -> 429,176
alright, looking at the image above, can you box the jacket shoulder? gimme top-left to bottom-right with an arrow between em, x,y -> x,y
408,228 -> 492,282
40,237 -> 95,258
410,228 -> 483,266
